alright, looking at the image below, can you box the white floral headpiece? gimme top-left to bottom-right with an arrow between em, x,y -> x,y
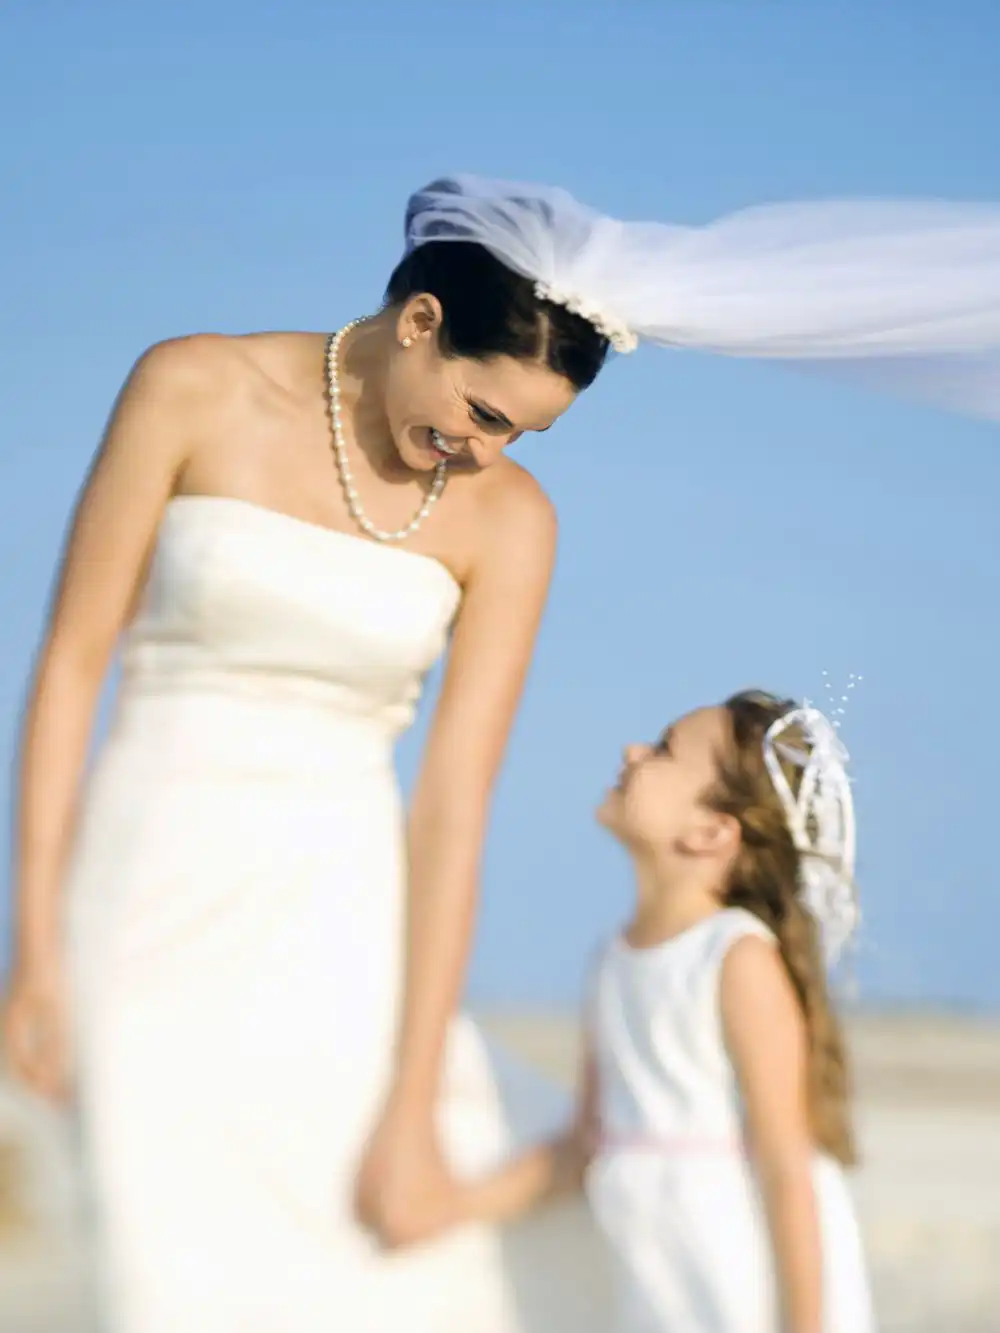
532,280 -> 638,354
762,696 -> 859,965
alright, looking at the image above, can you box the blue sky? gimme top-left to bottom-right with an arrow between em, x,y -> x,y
2,1 -> 999,1010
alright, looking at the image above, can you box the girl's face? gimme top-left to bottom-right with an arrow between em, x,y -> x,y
383,298 -> 579,472
597,706 -> 733,854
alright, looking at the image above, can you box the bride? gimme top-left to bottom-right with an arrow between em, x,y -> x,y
4,174 -> 1000,1332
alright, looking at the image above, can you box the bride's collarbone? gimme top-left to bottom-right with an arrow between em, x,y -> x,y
174,400 -> 521,584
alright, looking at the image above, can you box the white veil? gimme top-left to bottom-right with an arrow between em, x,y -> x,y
405,175 -> 1000,420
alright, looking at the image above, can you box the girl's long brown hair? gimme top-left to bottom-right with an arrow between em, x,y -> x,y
710,689 -> 856,1165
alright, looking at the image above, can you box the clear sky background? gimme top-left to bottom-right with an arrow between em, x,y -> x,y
2,1 -> 999,1011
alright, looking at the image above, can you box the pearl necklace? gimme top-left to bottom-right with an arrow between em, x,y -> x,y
325,322 -> 448,544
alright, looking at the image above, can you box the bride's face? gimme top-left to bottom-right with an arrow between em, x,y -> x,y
384,301 -> 579,472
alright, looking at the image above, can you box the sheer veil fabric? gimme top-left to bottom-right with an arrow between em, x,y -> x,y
406,175 -> 1000,420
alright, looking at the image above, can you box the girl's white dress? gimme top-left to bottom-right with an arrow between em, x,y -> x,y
64,495 -> 612,1333
585,908 -> 875,1333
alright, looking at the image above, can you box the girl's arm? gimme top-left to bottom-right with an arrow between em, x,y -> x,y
460,1131 -> 586,1227
721,936 -> 824,1333
462,1039 -> 600,1227
356,466 -> 557,1245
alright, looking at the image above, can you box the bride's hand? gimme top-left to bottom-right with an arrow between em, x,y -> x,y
355,1103 -> 463,1249
2,962 -> 71,1102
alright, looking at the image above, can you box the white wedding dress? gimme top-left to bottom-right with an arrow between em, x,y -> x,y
64,494 -> 611,1333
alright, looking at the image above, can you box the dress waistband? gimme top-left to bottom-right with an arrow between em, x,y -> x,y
598,1131 -> 747,1157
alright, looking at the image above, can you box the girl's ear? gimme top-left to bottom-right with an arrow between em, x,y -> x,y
684,810 -> 741,859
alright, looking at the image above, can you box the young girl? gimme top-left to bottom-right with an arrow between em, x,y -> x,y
462,689 -> 875,1333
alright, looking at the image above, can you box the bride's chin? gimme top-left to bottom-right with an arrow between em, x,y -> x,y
395,427 -> 443,472
387,434 -> 428,474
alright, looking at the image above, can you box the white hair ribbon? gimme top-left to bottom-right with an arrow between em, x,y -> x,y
762,706 -> 858,965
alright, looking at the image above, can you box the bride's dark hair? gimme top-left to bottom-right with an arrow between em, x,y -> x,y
384,240 -> 609,392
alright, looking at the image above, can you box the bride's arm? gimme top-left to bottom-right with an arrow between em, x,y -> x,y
359,466 -> 556,1240
3,339 -> 212,1097
393,472 -> 556,1109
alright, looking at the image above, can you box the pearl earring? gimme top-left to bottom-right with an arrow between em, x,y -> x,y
401,336 -> 413,348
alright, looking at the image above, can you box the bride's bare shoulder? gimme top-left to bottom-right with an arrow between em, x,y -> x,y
131,331 -> 324,395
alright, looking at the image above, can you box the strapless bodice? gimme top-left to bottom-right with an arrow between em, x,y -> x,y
119,496 -> 462,736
